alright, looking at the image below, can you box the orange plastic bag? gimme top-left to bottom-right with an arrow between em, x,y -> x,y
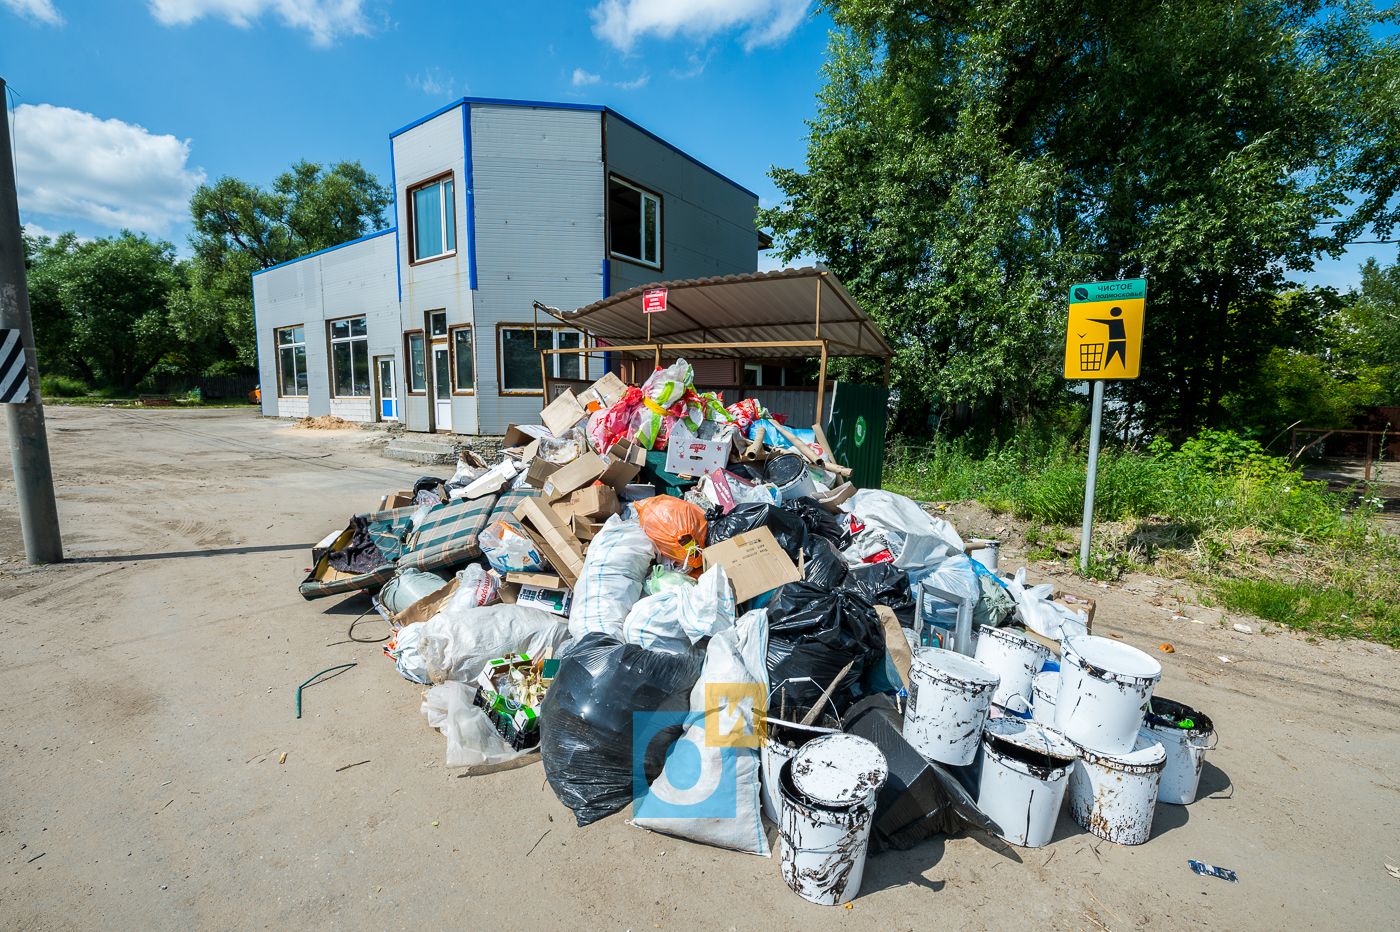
633,495 -> 708,571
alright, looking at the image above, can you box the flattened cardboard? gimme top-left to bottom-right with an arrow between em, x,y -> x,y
701,525 -> 801,603
577,372 -> 627,412
513,496 -> 585,587
541,451 -> 610,502
525,457 -> 561,489
599,438 -> 645,491
391,576 -> 460,628
505,571 -> 565,588
665,437 -> 730,478
540,389 -> 587,437
818,481 -> 857,514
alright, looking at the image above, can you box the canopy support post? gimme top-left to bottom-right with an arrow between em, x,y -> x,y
816,341 -> 829,428
814,274 -> 822,338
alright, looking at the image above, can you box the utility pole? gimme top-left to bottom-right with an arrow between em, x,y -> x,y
1078,380 -> 1104,572
0,77 -> 63,564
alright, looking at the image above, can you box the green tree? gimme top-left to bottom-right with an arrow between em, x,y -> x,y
1346,258 -> 1400,404
761,0 -> 1394,436
176,160 -> 390,364
24,231 -> 185,391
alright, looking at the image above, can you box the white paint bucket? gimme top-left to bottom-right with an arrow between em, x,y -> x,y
977,719 -> 1078,848
975,625 -> 1052,708
1144,697 -> 1216,805
779,734 -> 888,906
969,539 -> 1000,570
760,679 -> 841,824
765,453 -> 819,502
1067,730 -> 1166,845
1031,671 -> 1059,726
1056,636 -> 1161,755
903,648 -> 1000,766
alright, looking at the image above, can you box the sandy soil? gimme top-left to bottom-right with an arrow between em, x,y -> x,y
1,407 -> 1397,931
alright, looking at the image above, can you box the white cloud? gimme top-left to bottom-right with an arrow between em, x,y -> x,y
408,68 -> 458,97
572,68 -> 602,87
1,0 -> 63,24
12,104 -> 206,233
591,0 -> 811,52
148,0 -> 369,46
615,73 -> 650,90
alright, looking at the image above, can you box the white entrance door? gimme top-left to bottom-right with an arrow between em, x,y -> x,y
432,342 -> 452,432
376,357 -> 398,421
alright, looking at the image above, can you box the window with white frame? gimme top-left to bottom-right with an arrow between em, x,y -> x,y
452,326 -> 474,393
608,176 -> 660,268
276,326 -> 308,396
410,175 -> 456,262
499,326 -> 585,393
329,316 -> 370,397
406,331 -> 426,393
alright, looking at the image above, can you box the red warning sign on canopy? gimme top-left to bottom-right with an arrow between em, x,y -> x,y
643,288 -> 668,313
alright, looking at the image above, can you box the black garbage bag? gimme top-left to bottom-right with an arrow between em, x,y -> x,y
766,581 -> 885,717
724,463 -> 765,484
784,496 -> 853,551
540,634 -> 703,827
845,563 -> 917,628
801,535 -> 850,589
705,502 -> 807,559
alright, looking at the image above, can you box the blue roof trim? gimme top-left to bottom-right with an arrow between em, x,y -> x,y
388,96 -> 758,201
250,228 -> 397,277
461,103 -> 478,290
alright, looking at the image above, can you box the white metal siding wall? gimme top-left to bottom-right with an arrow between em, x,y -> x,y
393,108 -> 476,433
471,105 -> 605,435
603,113 -> 759,295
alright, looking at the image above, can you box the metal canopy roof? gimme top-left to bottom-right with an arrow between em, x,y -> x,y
551,265 -> 893,359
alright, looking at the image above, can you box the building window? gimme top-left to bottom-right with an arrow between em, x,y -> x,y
452,326 -> 474,393
329,316 -> 370,397
410,175 -> 456,262
742,363 -> 788,387
406,331 -> 426,393
499,326 -> 587,394
608,176 -> 661,269
276,326 -> 308,397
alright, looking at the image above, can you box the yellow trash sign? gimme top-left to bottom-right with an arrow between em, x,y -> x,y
1063,279 -> 1146,380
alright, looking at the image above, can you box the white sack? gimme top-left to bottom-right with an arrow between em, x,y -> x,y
568,515 -> 654,641
621,564 -> 735,655
842,489 -> 965,570
420,602 -> 569,685
420,681 -> 532,767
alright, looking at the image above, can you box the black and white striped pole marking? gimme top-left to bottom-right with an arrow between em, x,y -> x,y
0,327 -> 30,404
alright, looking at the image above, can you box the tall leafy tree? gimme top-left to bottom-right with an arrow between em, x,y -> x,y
762,0 -> 1394,435
174,160 -> 390,364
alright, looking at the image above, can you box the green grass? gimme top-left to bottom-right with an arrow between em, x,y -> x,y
39,375 -> 89,398
1218,577 -> 1400,646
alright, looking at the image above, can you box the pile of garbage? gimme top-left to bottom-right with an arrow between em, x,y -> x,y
301,359 -> 1215,906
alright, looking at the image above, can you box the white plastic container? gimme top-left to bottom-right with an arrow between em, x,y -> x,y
903,648 -> 1000,766
977,719 -> 1078,848
1056,636 -> 1161,755
779,734 -> 888,906
1031,671 -> 1059,726
1067,729 -> 1166,845
969,539 -> 1000,570
1144,698 -> 1216,805
760,679 -> 842,824
975,625 -> 1052,708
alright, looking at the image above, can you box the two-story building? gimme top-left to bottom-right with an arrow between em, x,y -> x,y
251,97 -> 765,435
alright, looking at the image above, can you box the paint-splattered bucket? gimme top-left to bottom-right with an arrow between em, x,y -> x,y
1144,697 -> 1216,805
903,648 -> 1000,767
1067,729 -> 1166,845
779,733 -> 888,906
1056,636 -> 1161,755
766,453 -> 819,502
969,539 -> 1000,570
975,625 -> 1052,708
977,718 -> 1078,848
1031,671 -> 1059,726
760,679 -> 841,824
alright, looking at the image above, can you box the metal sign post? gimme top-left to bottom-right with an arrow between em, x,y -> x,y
1,76 -> 64,564
1064,279 -> 1147,573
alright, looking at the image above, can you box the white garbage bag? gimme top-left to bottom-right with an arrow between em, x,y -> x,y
420,681 -> 532,767
842,489 -> 965,570
1005,567 -> 1090,641
386,622 -> 431,684
419,602 -> 569,685
621,564 -> 735,655
568,515 -> 655,641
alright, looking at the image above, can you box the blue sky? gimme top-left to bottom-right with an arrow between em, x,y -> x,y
1,0 -> 1392,289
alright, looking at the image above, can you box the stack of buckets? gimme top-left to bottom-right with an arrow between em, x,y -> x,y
902,630 -> 1215,850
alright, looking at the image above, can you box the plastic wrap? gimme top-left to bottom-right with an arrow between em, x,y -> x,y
540,633 -> 704,826
621,564 -> 735,654
633,495 -> 707,571
419,602 -> 569,685
479,519 -> 549,574
641,359 -> 694,407
765,581 -> 885,716
705,501 -> 807,560
538,426 -> 588,465
644,565 -> 698,596
842,489 -> 965,570
568,515 -> 656,641
421,681 -> 533,768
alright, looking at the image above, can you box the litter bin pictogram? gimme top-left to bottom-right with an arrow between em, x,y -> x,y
1079,343 -> 1104,372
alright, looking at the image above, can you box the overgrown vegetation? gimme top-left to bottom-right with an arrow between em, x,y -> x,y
886,428 -> 1400,646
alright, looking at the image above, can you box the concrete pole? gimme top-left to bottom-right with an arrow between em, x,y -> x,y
1078,379 -> 1104,573
0,77 -> 63,564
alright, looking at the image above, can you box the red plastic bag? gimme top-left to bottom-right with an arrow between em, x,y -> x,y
599,386 -> 644,450
633,495 -> 708,571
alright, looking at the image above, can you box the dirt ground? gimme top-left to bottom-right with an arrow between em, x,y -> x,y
1,407 -> 1397,932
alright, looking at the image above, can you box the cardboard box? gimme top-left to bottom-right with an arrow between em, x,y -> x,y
571,515 -> 604,540
552,484 -> 620,523
701,525 -> 802,603
665,437 -> 731,478
516,584 -> 573,617
600,438 -> 646,490
541,451 -> 611,502
513,496 -> 586,587
540,389 -> 587,437
524,457 -> 561,490
818,481 -> 857,514
391,576 -> 460,628
576,372 -> 628,413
